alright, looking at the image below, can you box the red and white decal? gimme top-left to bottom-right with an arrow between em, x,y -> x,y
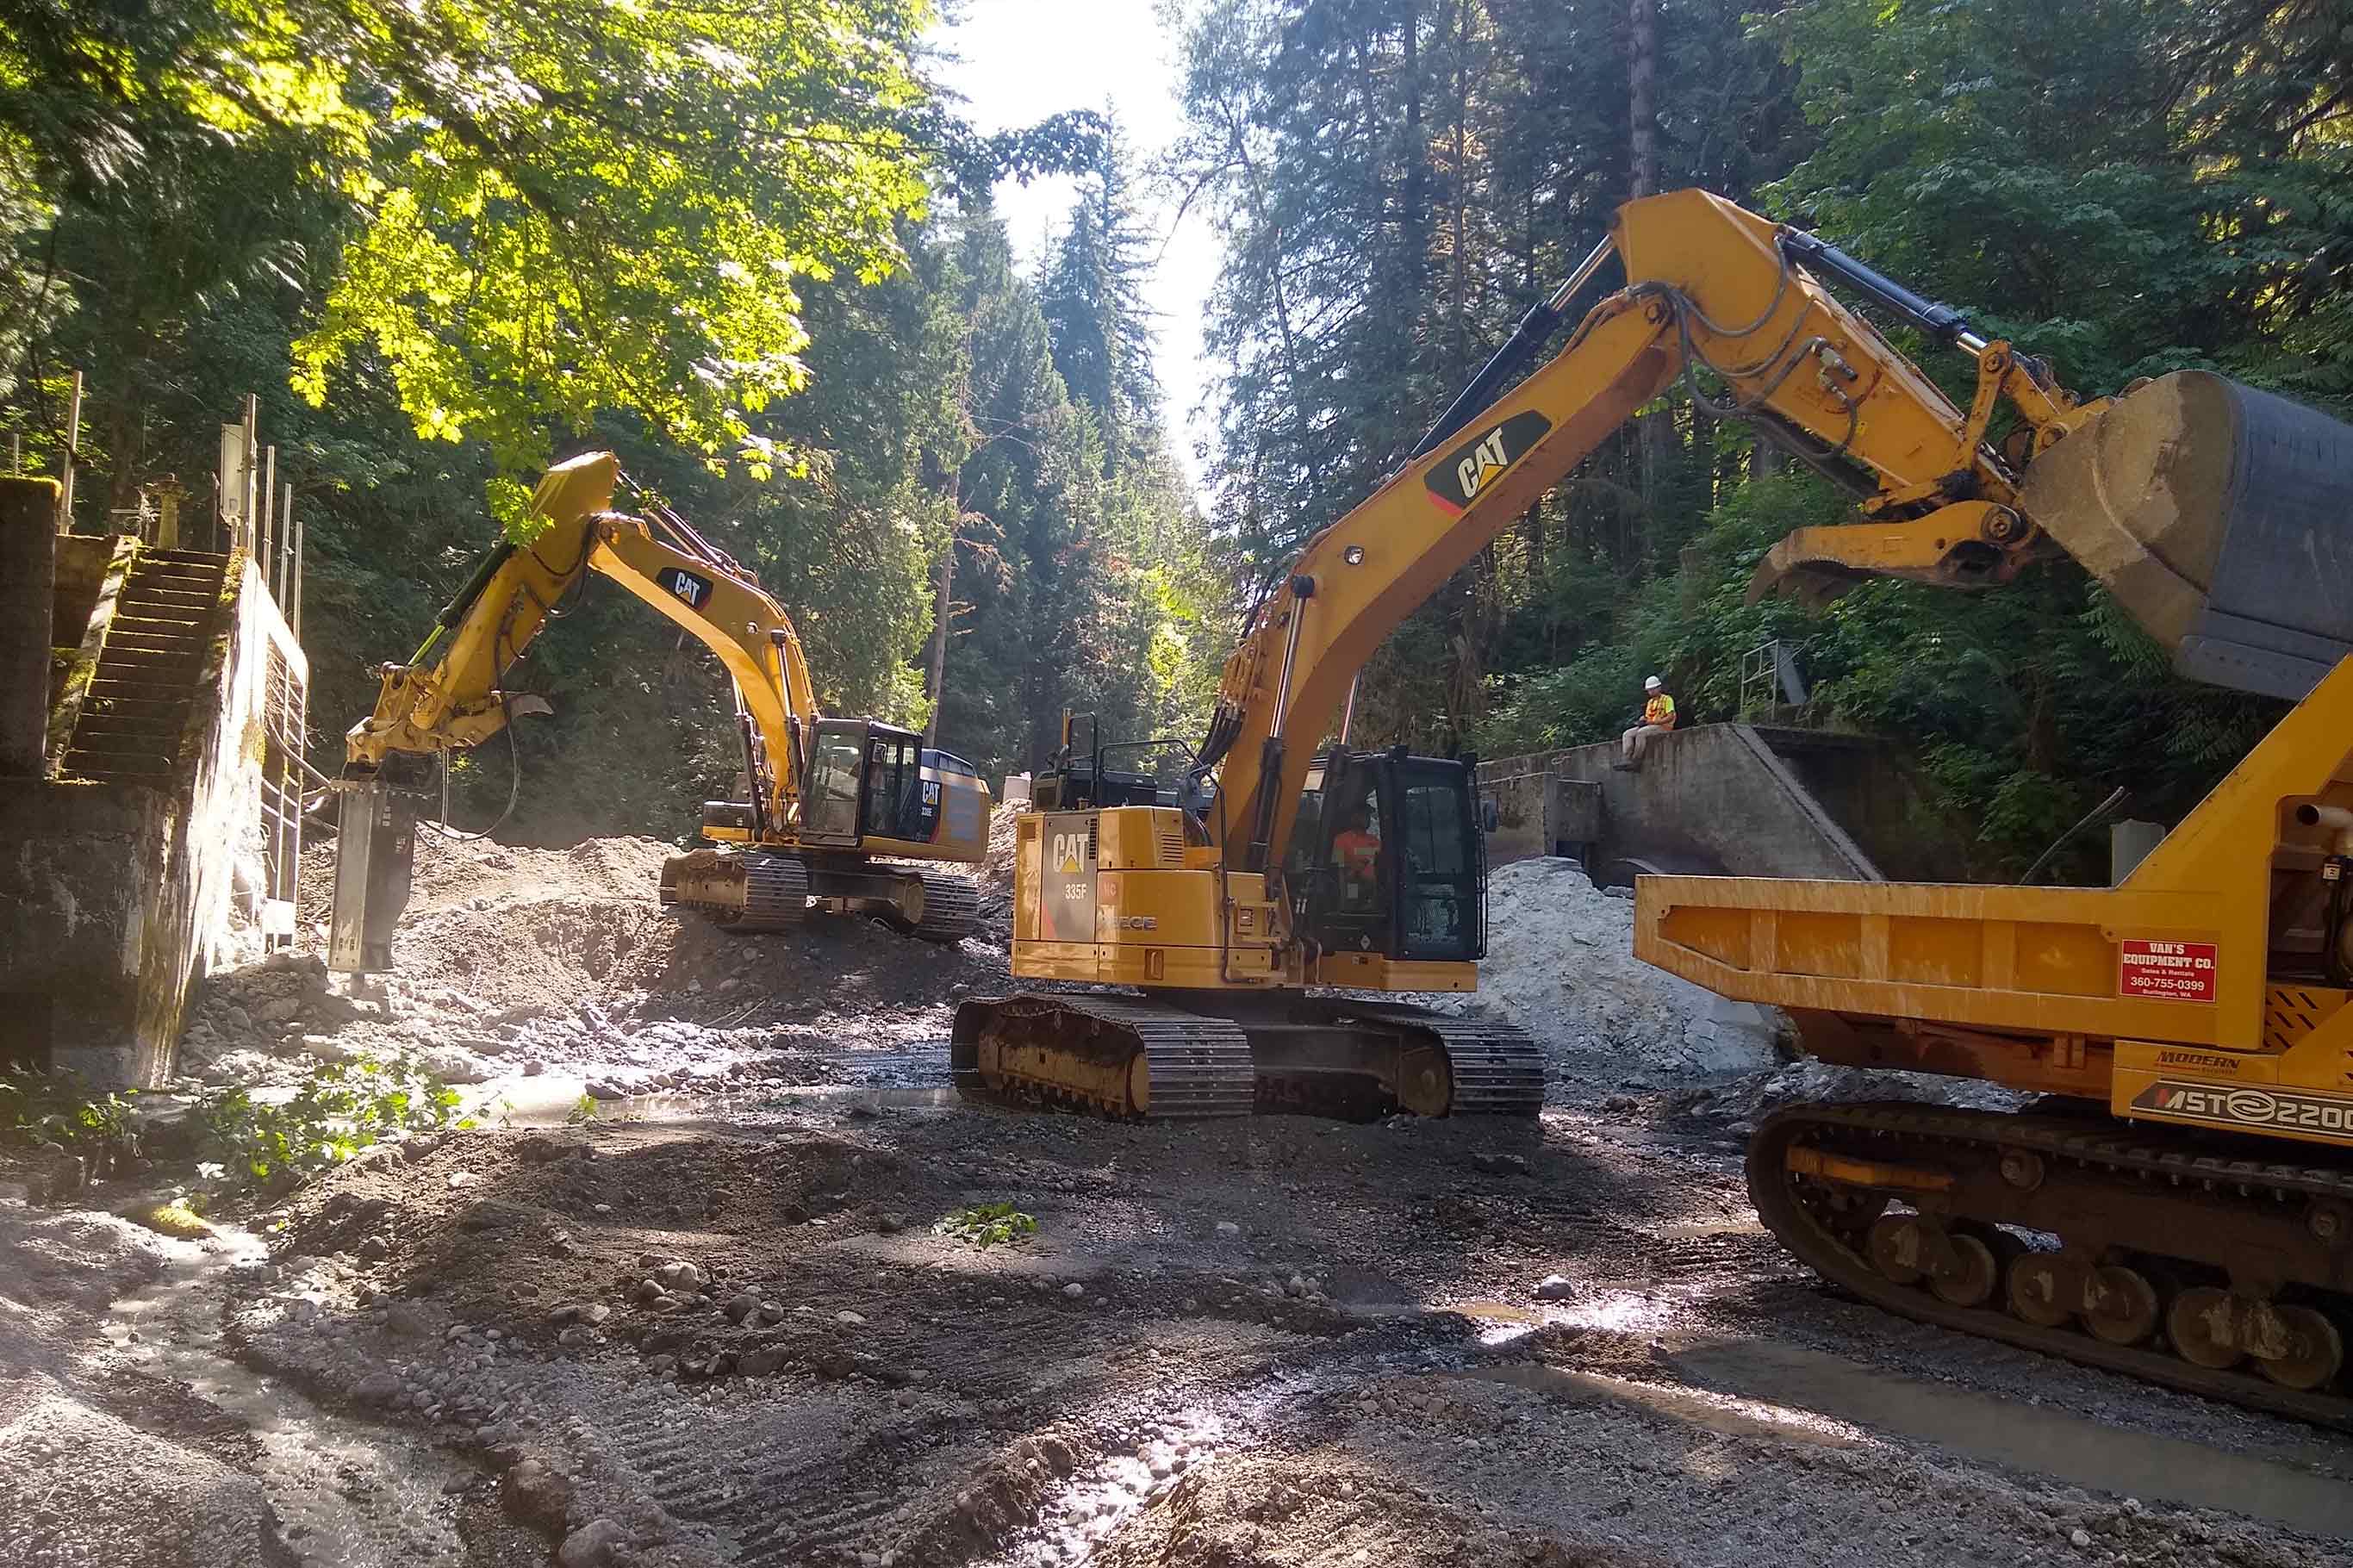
2119,939 -> 2218,1003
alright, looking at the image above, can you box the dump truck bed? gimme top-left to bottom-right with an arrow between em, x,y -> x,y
1635,649 -> 2353,1133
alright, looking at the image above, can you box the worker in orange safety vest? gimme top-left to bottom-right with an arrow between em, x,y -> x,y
1617,675 -> 1677,768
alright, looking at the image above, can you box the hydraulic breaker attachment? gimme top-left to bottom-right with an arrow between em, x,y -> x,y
328,779 -> 417,974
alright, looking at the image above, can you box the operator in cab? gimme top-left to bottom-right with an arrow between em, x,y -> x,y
1333,803 -> 1384,907
1617,675 -> 1677,768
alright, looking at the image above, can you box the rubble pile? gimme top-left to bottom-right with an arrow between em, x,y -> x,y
1472,856 -> 1783,1083
178,829 -> 999,1093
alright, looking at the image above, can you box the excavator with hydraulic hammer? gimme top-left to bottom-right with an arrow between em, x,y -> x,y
959,184 -> 2353,1423
330,451 -> 989,974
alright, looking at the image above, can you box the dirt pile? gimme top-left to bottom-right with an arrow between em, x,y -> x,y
1472,857 -> 1782,1083
0,1205 -> 287,1568
182,829 -> 1005,1093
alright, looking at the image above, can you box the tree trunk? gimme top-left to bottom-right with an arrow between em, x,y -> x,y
1629,0 -> 1658,200
924,533 -> 954,746
1450,0 -> 1470,381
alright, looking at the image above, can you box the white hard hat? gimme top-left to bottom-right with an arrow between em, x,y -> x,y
1644,675 -> 1663,691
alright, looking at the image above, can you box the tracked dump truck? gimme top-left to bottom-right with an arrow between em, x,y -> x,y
332,454 -> 987,974
1645,365 -> 2353,1414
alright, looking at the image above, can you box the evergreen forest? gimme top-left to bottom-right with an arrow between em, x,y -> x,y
4,0 -> 2345,874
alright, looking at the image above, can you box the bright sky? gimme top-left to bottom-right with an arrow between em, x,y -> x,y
934,0 -> 1222,488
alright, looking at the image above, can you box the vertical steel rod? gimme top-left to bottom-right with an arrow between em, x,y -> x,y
289,489 -> 304,639
240,395 -> 258,556
260,444 -> 277,589
59,368 -> 82,532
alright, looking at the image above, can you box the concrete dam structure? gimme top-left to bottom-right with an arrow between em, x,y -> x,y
1,478 -> 308,1088
1477,723 -> 1981,887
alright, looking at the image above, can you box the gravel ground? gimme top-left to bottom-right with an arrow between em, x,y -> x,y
7,832 -> 2352,1567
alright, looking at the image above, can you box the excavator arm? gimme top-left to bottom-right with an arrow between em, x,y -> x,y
1203,188 -> 2353,880
1206,189 -> 2114,876
345,451 -> 821,831
330,451 -> 825,972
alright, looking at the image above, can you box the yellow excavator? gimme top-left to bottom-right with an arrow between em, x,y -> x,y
959,186 -> 2353,1421
329,452 -> 989,974
953,182 -> 2149,1122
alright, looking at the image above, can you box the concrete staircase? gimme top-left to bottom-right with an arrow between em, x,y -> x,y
61,548 -> 227,783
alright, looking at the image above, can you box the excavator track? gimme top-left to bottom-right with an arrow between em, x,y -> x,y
953,993 -> 1542,1122
730,854 -> 811,932
1334,1003 -> 1546,1117
903,872 -> 979,943
1750,1101 -> 2353,1429
952,995 -> 1255,1119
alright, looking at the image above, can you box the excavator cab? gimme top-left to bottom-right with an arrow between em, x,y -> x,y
1285,750 -> 1485,963
798,717 -> 987,858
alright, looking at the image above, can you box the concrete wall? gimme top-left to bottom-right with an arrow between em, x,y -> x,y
45,536 -> 134,768
1479,723 -> 1883,885
1747,726 -> 1985,884
0,548 -> 303,1086
0,781 -> 177,1080
50,535 -> 115,648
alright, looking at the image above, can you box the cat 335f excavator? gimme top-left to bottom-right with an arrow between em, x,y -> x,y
330,452 -> 989,974
959,184 -> 2353,1422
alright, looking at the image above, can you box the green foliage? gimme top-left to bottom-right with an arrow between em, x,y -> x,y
566,1092 -> 601,1125
197,1052 -> 467,1189
0,1071 -> 142,1164
0,0 -> 1111,480
933,1201 -> 1038,1248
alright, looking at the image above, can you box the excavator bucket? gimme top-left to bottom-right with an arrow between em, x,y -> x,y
2019,370 -> 2353,700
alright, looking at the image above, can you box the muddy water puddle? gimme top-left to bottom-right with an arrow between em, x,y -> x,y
100,1223 -> 473,1565
1485,1338 -> 2353,1539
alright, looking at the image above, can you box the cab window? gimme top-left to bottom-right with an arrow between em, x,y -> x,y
804,730 -> 865,837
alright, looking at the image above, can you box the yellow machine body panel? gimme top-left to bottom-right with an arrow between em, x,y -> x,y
1010,808 -> 1283,987
1637,654 -> 2353,1148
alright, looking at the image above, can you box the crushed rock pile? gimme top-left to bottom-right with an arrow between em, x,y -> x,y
974,802 -> 1021,933
1472,857 -> 1783,1083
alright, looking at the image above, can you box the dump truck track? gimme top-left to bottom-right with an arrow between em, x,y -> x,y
1750,1101 -> 2353,1430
